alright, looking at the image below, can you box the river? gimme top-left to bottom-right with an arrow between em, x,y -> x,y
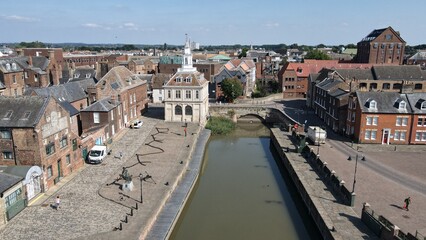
170,123 -> 321,240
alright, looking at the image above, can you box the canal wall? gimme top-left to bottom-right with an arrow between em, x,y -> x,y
146,129 -> 211,240
270,128 -> 376,240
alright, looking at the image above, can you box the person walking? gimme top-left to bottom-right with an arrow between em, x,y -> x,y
403,197 -> 411,211
184,127 -> 187,137
55,196 -> 61,210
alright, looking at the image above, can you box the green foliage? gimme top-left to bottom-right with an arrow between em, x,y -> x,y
205,116 -> 236,135
304,49 -> 331,60
221,78 -> 243,102
16,41 -> 46,48
238,48 -> 248,58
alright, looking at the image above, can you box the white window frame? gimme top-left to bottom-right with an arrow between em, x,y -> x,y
93,112 -> 100,123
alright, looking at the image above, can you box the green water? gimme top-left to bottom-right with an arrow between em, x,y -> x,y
170,124 -> 320,240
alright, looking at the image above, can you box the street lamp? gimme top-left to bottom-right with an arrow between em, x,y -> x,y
347,154 -> 366,193
139,173 -> 143,203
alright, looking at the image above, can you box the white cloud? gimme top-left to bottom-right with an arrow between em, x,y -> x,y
82,23 -> 111,30
1,15 -> 40,22
120,22 -> 138,31
264,22 -> 280,28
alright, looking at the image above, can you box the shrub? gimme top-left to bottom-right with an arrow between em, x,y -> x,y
205,116 -> 236,135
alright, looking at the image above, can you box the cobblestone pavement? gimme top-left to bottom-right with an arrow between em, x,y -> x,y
314,138 -> 426,236
0,108 -> 201,240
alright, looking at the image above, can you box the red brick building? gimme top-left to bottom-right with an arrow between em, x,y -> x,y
0,96 -> 84,191
0,59 -> 25,96
356,26 -> 405,65
347,91 -> 426,145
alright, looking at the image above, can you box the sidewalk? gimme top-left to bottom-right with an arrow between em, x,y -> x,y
0,116 -> 202,240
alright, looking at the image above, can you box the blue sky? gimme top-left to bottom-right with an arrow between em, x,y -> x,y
1,0 -> 425,46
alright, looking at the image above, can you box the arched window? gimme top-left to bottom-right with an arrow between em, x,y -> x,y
175,105 -> 182,115
185,106 -> 193,115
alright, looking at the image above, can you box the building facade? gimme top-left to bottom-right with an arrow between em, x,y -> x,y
163,37 -> 209,125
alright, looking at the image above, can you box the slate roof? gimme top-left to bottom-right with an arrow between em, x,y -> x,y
0,95 -> 49,128
405,93 -> 426,114
0,59 -> 24,73
0,172 -> 23,194
80,97 -> 119,112
26,81 -> 89,103
360,27 -> 388,42
96,66 -> 146,93
356,91 -> 411,114
372,65 -> 424,81
152,73 -> 171,89
164,71 -> 208,87
334,69 -> 375,80
72,67 -> 96,80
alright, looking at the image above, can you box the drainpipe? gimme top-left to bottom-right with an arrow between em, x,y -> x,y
10,128 -> 18,165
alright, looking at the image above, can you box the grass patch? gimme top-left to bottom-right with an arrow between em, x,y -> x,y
205,116 -> 236,135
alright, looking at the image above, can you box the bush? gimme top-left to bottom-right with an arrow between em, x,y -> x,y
205,116 -> 236,135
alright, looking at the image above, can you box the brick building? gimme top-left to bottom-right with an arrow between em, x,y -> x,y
0,59 -> 25,96
356,26 -> 405,65
81,66 -> 148,143
347,91 -> 426,145
0,96 -> 84,191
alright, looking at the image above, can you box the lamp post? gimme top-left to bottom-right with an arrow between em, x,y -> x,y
139,173 -> 143,203
347,154 -> 365,193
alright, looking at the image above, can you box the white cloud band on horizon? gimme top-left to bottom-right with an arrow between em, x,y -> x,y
1,15 -> 40,22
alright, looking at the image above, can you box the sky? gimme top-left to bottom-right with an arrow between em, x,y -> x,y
1,0 -> 426,46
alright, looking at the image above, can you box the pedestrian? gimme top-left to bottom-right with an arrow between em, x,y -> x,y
403,197 -> 411,211
184,127 -> 187,137
55,195 -> 61,210
119,151 -> 123,160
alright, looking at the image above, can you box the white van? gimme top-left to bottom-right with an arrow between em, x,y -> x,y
88,145 -> 108,164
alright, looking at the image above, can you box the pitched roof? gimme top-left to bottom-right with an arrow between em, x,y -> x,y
405,93 -> 426,114
356,91 -> 411,114
0,95 -> 49,128
81,97 -> 119,112
0,58 -> 24,73
0,172 -> 23,194
359,26 -> 405,43
151,73 -> 171,89
372,65 -> 424,81
26,81 -> 89,103
164,71 -> 208,87
96,66 -> 146,93
284,60 -> 372,78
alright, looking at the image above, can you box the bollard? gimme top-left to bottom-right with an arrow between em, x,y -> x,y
124,215 -> 128,223
130,208 -> 133,216
135,202 -> 138,210
119,223 -> 122,231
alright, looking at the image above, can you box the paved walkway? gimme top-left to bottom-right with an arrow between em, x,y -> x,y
0,112 -> 202,240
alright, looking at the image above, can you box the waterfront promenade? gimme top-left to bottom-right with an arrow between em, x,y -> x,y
0,110 -> 203,240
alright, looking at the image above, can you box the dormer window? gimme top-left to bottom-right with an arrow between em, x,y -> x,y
398,101 -> 406,110
297,67 -> 302,73
74,74 -> 80,78
85,73 -> 91,78
185,77 -> 192,83
421,101 -> 426,110
176,77 -> 182,82
368,100 -> 377,109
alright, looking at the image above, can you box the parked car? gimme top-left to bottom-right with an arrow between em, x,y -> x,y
88,145 -> 108,164
131,120 -> 143,129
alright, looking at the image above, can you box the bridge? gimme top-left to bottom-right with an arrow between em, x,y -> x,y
209,104 -> 298,129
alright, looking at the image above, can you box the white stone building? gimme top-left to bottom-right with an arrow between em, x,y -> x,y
163,36 -> 209,125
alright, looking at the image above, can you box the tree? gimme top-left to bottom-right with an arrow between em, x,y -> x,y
221,78 -> 243,102
304,49 -> 331,60
238,48 -> 248,58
